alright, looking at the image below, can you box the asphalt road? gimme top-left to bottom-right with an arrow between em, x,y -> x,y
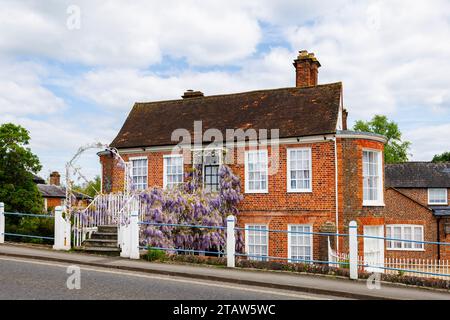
0,256 -> 341,300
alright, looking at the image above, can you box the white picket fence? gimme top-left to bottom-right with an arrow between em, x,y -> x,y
328,238 -> 450,280
384,257 -> 450,280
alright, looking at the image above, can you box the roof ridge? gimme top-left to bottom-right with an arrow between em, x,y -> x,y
134,82 -> 343,107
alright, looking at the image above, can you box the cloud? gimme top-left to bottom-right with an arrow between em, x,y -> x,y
405,123 -> 450,160
0,61 -> 65,116
72,47 -> 295,110
0,0 -> 261,67
1,0 -> 450,180
285,0 -> 450,120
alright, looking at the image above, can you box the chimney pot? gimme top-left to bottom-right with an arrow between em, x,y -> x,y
293,50 -> 321,88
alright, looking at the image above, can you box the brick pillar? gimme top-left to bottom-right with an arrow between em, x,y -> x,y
319,221 -> 337,262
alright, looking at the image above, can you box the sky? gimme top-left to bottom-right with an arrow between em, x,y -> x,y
1,0 -> 449,183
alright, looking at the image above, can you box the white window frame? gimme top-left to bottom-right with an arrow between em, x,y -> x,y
386,224 -> 424,251
244,149 -> 269,194
163,154 -> 184,189
287,147 -> 312,193
288,224 -> 313,264
428,188 -> 448,205
362,149 -> 384,206
129,156 -> 148,191
245,224 -> 269,261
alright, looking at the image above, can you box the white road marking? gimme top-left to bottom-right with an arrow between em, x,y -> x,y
0,256 -> 331,300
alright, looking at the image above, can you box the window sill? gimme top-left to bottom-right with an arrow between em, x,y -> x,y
363,201 -> 385,207
428,203 -> 448,206
287,189 -> 312,193
245,190 -> 269,194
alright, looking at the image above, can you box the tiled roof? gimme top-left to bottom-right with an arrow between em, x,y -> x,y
37,184 -> 91,200
110,82 -> 342,148
385,162 -> 450,188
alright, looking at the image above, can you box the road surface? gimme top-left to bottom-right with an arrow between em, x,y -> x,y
0,256 -> 341,300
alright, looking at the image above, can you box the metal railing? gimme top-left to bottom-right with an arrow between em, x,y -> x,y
135,217 -> 450,281
1,210 -> 54,242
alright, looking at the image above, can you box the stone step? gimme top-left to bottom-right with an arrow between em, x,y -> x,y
97,225 -> 118,234
83,239 -> 118,248
82,246 -> 121,256
90,232 -> 118,240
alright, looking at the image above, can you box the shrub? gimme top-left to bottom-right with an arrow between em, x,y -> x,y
146,248 -> 167,262
5,215 -> 54,244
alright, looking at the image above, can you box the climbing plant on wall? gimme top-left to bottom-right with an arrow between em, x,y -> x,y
139,165 -> 244,254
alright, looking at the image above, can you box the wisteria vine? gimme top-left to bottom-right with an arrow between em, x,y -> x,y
139,165 -> 244,254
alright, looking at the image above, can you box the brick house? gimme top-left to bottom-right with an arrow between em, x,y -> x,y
385,162 -> 450,260
99,50 -> 388,263
34,171 -> 91,212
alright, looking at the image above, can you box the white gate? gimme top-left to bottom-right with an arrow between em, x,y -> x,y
363,225 -> 385,273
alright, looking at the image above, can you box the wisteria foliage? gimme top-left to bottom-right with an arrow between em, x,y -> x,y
139,165 -> 244,254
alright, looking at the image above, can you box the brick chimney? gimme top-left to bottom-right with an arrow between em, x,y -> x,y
182,89 -> 204,99
49,171 -> 60,186
293,50 -> 321,88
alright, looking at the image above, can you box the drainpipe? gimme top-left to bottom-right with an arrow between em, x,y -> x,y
332,136 -> 339,252
437,216 -> 441,260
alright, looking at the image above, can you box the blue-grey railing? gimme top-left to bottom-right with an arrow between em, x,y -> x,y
2,212 -> 54,241
139,220 -> 450,279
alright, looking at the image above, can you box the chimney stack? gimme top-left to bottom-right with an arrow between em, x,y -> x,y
182,89 -> 204,99
49,171 -> 60,186
293,50 -> 321,88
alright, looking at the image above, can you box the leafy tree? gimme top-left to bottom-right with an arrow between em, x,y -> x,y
0,123 -> 43,214
73,175 -> 101,198
353,115 -> 411,163
432,152 -> 450,163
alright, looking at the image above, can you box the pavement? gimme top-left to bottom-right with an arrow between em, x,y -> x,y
0,243 -> 450,300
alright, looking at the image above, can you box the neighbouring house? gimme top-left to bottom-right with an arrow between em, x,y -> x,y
99,50 -> 388,263
385,162 -> 450,260
34,171 -> 91,212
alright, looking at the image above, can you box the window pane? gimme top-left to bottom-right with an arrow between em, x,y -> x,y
289,225 -> 312,263
131,158 -> 148,191
288,149 -> 311,191
246,151 -> 268,192
363,151 -> 381,202
164,156 -> 183,189
247,225 -> 268,261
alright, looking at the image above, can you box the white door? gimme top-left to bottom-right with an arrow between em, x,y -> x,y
363,225 -> 384,273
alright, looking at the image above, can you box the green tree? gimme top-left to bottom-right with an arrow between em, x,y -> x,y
0,123 -> 43,213
353,115 -> 411,163
73,175 -> 101,198
432,152 -> 450,163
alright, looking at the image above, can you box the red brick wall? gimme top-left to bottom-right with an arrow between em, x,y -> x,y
383,188 -> 438,259
395,188 -> 450,207
100,137 -> 388,260
337,138 -> 385,252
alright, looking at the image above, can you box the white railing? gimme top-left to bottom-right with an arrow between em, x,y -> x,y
329,238 -> 450,280
73,193 -> 130,247
384,257 -> 450,280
